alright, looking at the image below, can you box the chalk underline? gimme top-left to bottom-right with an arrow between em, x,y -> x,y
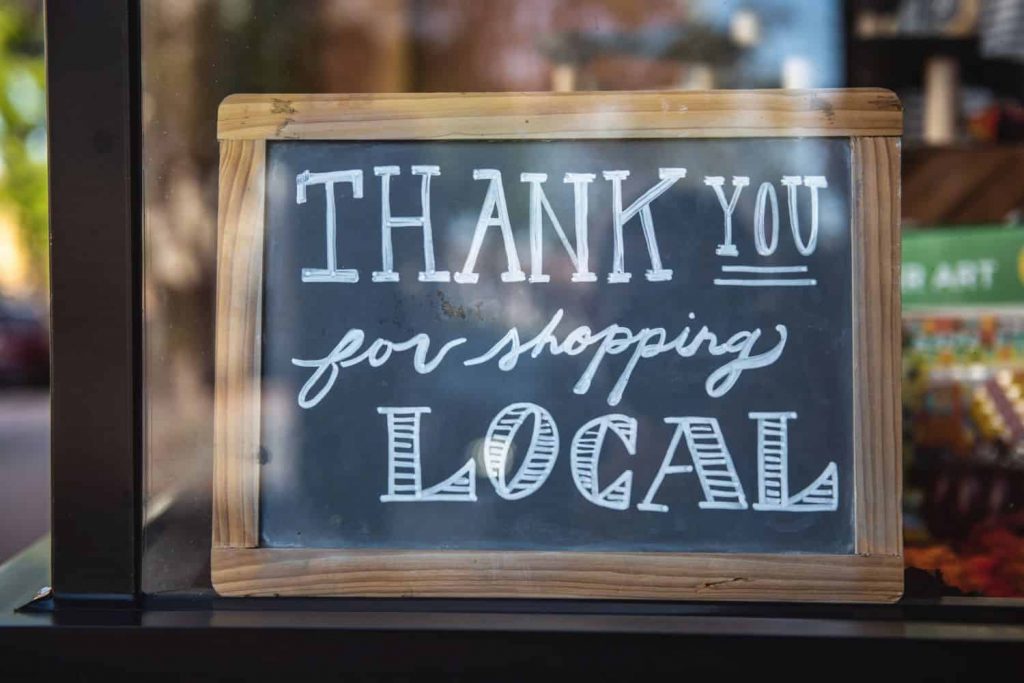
714,278 -> 818,287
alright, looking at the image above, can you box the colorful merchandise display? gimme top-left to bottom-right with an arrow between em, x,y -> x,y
903,227 -> 1024,597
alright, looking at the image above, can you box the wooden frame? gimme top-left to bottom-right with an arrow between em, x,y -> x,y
214,90 -> 903,601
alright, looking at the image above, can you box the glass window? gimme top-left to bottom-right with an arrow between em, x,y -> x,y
141,0 -> 1024,601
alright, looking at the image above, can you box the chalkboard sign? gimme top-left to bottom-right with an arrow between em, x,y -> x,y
213,91 -> 903,602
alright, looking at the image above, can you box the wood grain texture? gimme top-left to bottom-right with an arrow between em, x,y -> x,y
217,89 -> 902,141
213,138 -> 265,548
903,145 -> 1024,224
212,548 -> 904,602
851,137 -> 903,558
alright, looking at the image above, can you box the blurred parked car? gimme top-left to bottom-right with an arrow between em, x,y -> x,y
0,297 -> 48,385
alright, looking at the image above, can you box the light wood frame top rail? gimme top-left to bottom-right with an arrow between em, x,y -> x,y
218,89 -> 902,141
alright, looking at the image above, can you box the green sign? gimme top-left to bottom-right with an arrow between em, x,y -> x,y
902,226 -> 1024,308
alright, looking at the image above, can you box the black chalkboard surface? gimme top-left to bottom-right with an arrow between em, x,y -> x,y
258,137 -> 854,555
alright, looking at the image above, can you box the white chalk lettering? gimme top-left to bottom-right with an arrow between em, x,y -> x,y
570,414 -> 636,510
361,405 -> 840,513
637,417 -> 748,512
464,309 -> 787,405
602,168 -> 685,283
455,169 -> 526,284
484,402 -> 559,500
378,406 -> 477,502
372,165 -> 449,283
750,411 -> 838,511
521,172 -> 597,283
753,181 -> 780,256
782,175 -> 828,256
296,169 -> 364,283
704,175 -> 749,257
292,330 -> 466,409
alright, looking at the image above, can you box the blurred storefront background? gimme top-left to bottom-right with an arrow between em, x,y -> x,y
0,0 -> 47,564
2,0 -> 1024,597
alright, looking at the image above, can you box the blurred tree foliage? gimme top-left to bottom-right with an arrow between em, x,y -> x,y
0,1 -> 45,285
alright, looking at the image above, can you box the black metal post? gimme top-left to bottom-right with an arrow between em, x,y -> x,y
46,0 -> 141,600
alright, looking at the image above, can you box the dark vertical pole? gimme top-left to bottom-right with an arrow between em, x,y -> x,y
46,0 -> 141,600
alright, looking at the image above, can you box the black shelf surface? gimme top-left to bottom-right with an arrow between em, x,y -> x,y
2,540 -> 1023,679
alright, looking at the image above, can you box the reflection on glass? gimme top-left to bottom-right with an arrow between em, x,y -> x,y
141,0 -> 845,592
